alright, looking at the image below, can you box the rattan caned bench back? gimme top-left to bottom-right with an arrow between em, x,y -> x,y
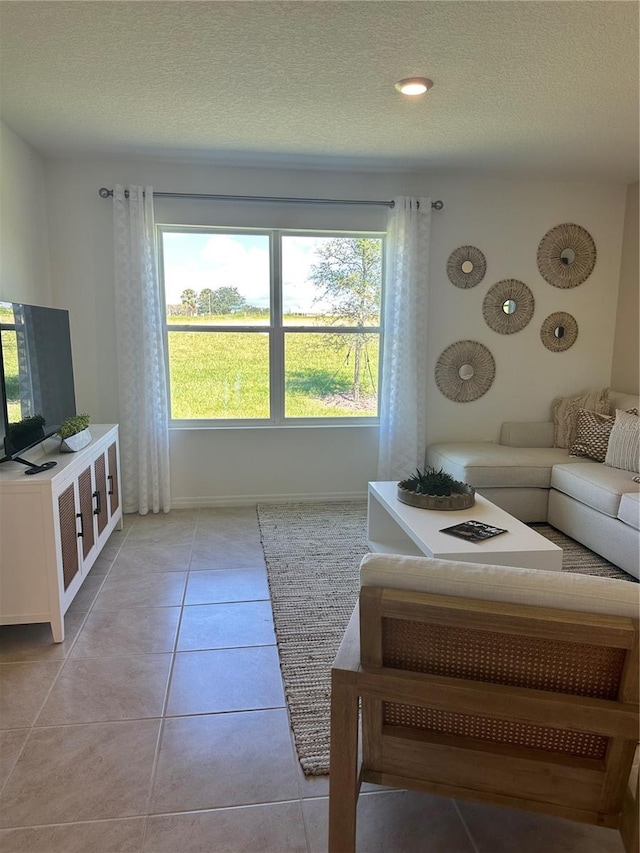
381,616 -> 627,759
328,584 -> 639,853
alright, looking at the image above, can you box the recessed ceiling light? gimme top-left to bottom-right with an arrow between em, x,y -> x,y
394,77 -> 434,96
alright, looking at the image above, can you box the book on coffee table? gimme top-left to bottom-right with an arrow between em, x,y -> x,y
439,520 -> 508,543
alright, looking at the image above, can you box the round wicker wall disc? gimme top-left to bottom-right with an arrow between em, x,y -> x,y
540,312 -> 578,352
446,245 -> 487,289
482,279 -> 534,334
537,223 -> 596,288
435,340 -> 496,402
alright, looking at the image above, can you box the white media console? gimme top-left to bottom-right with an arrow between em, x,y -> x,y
0,424 -> 122,642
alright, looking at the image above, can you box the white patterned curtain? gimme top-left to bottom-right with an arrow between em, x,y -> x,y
113,185 -> 171,514
377,197 -> 432,480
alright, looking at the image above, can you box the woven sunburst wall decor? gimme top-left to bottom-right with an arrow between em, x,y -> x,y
446,245 -> 487,289
540,312 -> 578,352
537,223 -> 596,289
435,340 -> 496,402
482,279 -> 534,334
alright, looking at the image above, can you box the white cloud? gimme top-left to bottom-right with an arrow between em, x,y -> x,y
164,234 -> 269,306
199,235 -> 269,304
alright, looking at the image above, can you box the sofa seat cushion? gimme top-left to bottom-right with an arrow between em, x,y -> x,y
427,442 -> 581,489
551,462 -> 640,518
618,492 -> 640,531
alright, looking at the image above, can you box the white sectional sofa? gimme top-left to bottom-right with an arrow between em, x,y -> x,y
427,390 -> 640,578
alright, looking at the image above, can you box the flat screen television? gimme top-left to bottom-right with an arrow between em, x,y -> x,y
0,301 -> 77,472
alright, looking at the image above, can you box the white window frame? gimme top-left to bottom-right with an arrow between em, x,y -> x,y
158,225 -> 385,428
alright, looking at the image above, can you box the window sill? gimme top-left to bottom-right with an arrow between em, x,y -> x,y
169,420 -> 379,431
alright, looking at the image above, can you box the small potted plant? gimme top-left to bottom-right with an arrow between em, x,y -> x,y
58,413 -> 92,453
397,466 -> 475,510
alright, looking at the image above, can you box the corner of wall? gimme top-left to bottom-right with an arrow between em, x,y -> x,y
611,182 -> 639,394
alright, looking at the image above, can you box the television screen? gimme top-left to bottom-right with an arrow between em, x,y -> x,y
0,301 -> 77,461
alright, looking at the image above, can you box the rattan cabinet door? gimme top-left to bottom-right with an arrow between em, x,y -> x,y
107,441 -> 119,516
57,483 -> 80,590
77,466 -> 96,560
93,453 -> 108,536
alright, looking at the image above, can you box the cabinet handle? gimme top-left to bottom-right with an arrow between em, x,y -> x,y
76,512 -> 84,538
93,490 -> 101,516
107,474 -> 114,496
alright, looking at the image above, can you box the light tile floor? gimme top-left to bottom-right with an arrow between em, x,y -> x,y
0,508 -> 626,852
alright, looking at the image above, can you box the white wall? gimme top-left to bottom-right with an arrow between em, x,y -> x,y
44,156 -> 627,504
0,121 -> 51,305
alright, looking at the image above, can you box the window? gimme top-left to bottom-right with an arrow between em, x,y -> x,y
159,228 -> 384,425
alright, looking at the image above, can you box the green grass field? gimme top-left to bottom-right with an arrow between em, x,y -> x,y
167,313 -> 379,419
0,307 -> 379,423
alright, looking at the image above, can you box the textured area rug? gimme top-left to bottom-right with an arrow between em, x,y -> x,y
257,501 -> 635,775
257,501 -> 368,775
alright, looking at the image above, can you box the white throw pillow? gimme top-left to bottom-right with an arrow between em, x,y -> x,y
605,409 -> 640,474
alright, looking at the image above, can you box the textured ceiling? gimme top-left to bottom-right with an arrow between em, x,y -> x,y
0,1 -> 638,182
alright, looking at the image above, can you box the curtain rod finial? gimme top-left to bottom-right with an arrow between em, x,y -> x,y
98,187 -> 112,198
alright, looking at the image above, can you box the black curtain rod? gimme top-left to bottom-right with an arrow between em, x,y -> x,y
98,187 -> 444,210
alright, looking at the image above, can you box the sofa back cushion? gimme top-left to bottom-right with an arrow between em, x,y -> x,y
500,421 -> 554,448
609,389 -> 640,414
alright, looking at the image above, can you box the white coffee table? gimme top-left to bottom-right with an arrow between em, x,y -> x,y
368,481 -> 562,571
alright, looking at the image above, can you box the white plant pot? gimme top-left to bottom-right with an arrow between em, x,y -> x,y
60,428 -> 92,453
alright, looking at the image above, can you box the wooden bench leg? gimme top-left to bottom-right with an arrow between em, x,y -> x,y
328,671 -> 360,853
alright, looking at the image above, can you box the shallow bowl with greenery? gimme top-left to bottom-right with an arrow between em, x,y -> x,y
397,466 -> 475,511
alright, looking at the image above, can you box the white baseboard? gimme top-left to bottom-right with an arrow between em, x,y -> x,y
171,491 -> 367,508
